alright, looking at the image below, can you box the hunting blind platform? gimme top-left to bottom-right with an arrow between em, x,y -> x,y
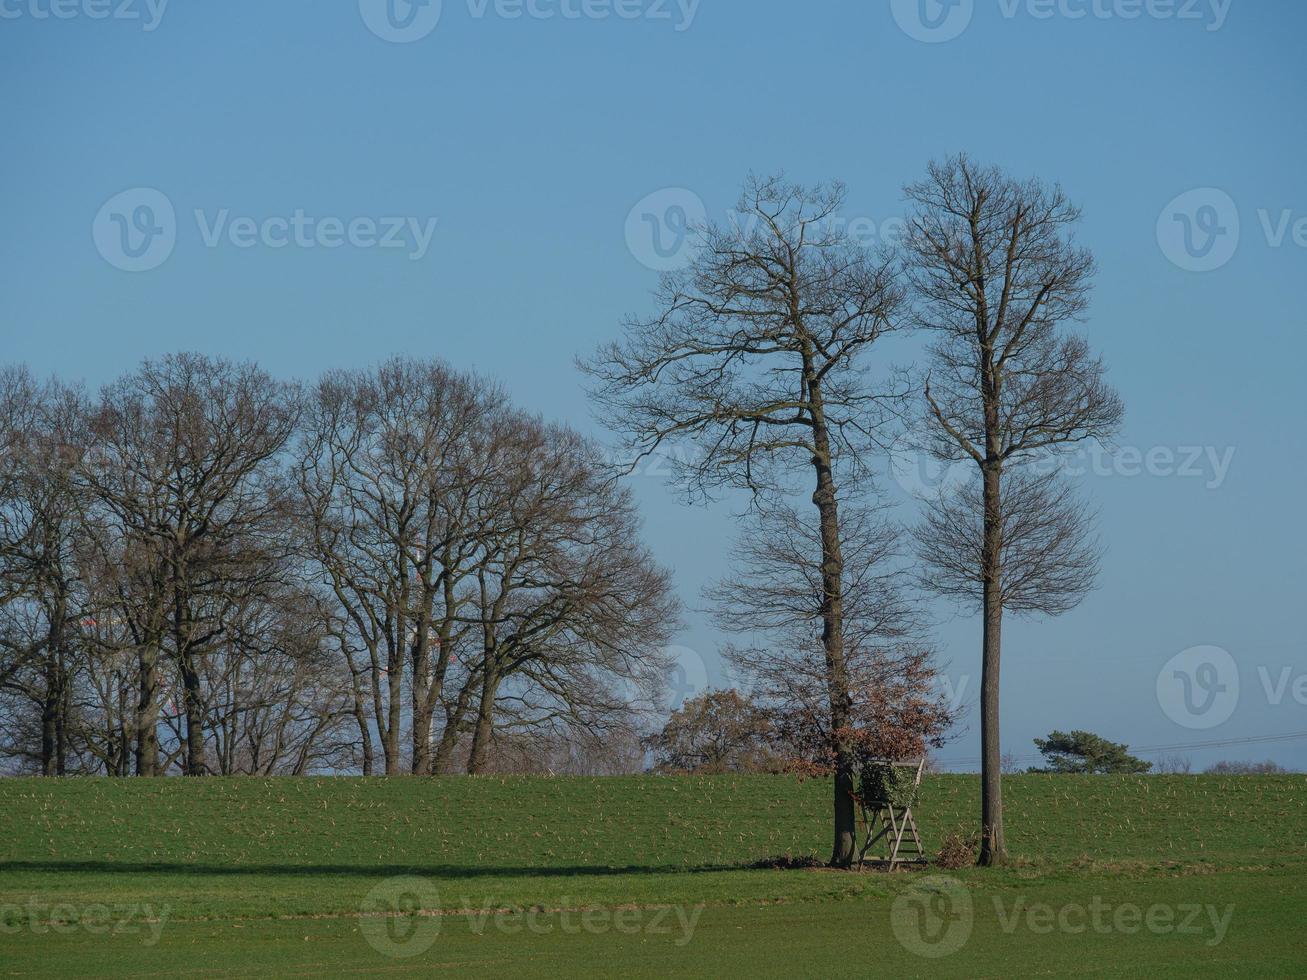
855,757 -> 928,871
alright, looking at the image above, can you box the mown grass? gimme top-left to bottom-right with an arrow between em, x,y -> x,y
1,774 -> 1303,976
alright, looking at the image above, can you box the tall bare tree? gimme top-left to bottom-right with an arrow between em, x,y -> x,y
294,358 -> 494,775
583,175 -> 906,866
0,368 -> 90,775
901,155 -> 1123,864
460,417 -> 677,774
80,354 -> 297,775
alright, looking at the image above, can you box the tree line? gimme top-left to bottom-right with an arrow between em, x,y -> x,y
4,154 -> 1123,871
0,355 -> 678,778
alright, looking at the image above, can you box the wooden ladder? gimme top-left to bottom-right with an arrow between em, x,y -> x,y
856,758 -> 928,871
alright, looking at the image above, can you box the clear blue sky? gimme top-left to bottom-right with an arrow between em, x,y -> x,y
3,0 -> 1304,771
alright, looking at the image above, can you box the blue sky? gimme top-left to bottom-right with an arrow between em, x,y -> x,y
2,0 -> 1304,771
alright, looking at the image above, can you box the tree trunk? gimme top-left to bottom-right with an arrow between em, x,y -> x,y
180,657 -> 207,776
978,463 -> 1006,866
807,375 -> 855,868
410,629 -> 435,776
135,649 -> 160,776
40,659 -> 61,777
56,656 -> 69,776
432,678 -> 476,775
411,698 -> 433,776
41,603 -> 68,776
384,654 -> 403,774
354,703 -> 373,777
466,664 -> 499,775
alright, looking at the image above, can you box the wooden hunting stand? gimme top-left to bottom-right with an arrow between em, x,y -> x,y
856,757 -> 928,871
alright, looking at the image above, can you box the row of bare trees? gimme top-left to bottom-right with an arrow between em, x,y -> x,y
0,355 -> 677,777
584,155 -> 1122,866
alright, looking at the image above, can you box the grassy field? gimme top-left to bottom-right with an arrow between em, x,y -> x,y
1,774 -> 1303,976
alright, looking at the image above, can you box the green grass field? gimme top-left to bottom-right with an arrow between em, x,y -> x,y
1,774 -> 1304,976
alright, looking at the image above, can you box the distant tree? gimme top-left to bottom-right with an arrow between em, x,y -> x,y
1154,754 -> 1192,775
643,689 -> 778,774
902,156 -> 1124,863
1205,760 -> 1289,775
1031,730 -> 1151,774
584,175 -> 907,866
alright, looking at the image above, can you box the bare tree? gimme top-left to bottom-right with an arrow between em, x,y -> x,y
295,360 -> 675,776
901,155 -> 1123,864
1,353 -> 676,778
0,368 -> 90,775
294,358 -> 495,775
80,354 -> 297,775
583,175 -> 906,867
459,417 -> 678,774
200,584 -> 357,776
